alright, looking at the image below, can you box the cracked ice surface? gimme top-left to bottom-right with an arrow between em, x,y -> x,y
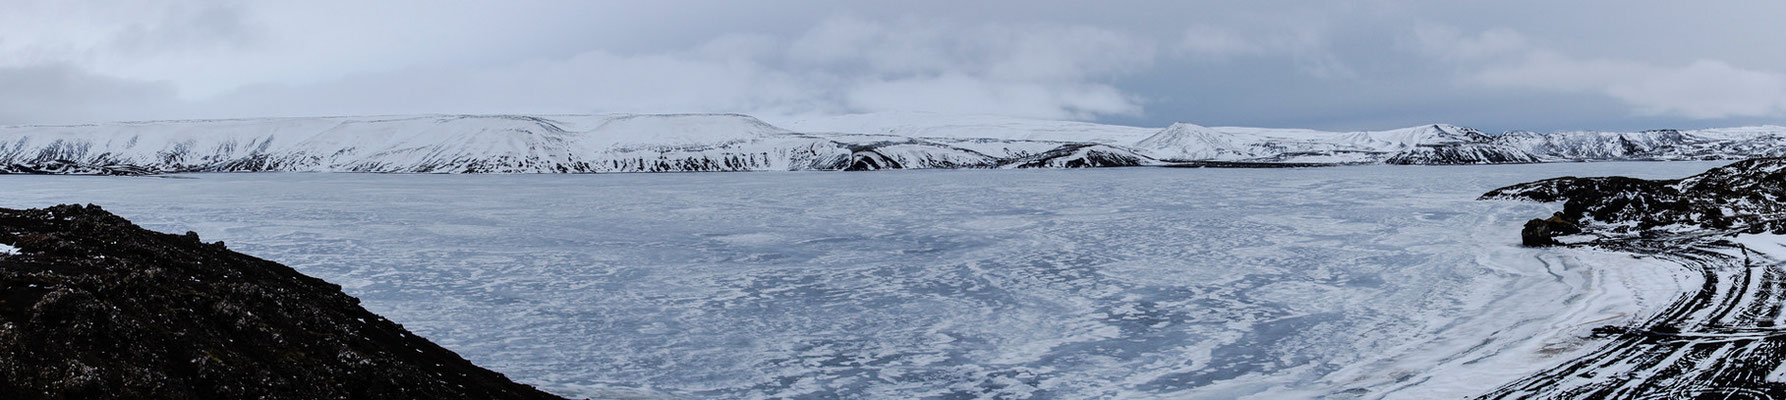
0,162 -> 1725,398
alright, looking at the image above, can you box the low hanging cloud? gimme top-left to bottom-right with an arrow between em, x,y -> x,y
793,17 -> 1154,118
0,12 -> 1160,125
1417,25 -> 1786,120
1473,55 -> 1786,119
0,64 -> 180,125
194,16 -> 1157,123
9,2 -> 1786,130
205,44 -> 826,119
1409,25 -> 1530,62
1173,21 -> 1357,80
846,75 -> 1138,120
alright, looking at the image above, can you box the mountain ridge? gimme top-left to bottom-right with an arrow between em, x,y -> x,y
5,113 -> 1785,174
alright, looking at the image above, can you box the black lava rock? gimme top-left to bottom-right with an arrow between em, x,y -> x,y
1482,158 -> 1786,235
0,160 -> 157,176
0,204 -> 564,400
1520,213 -> 1581,247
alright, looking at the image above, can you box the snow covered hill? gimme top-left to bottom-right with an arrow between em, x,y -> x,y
3,112 -> 1785,174
1134,123 -> 1536,164
0,114 -> 823,173
0,114 -> 1153,174
1494,126 -> 1786,161
1132,123 -> 1786,165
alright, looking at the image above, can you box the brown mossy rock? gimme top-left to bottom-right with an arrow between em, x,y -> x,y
0,204 -> 564,400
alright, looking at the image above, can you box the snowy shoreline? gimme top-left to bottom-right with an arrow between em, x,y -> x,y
1476,158 -> 1786,398
1235,218 -> 1698,399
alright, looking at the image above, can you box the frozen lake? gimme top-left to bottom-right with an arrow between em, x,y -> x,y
0,162 -> 1725,399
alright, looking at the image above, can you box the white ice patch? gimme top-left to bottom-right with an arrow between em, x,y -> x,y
0,243 -> 17,255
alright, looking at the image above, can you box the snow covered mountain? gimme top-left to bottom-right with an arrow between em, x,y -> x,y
0,114 -> 1155,174
3,112 -> 1785,174
1132,123 -> 1786,165
1494,126 -> 1786,161
1,114 -> 825,173
1134,123 -> 1538,164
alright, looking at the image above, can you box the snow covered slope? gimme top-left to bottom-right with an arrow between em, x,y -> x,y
0,114 -> 1158,174
1494,126 -> 1786,161
0,114 -> 842,173
1134,123 -> 1786,165
777,112 -> 1159,145
1134,123 -> 1539,164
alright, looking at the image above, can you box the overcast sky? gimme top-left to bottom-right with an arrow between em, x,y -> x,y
5,0 -> 1785,132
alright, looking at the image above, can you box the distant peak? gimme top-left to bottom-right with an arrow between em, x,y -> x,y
1163,122 -> 1217,131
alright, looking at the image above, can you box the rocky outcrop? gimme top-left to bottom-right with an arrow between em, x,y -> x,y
1001,144 -> 1156,169
1519,213 -> 1581,247
842,149 -> 903,171
1477,158 -> 1786,399
1383,143 -> 1541,165
0,204 -> 563,400
1,160 -> 157,175
1482,158 -> 1786,234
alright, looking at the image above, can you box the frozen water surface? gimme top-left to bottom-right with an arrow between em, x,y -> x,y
0,162 -> 1726,399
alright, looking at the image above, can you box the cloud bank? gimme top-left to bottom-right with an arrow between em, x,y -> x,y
3,1 -> 1783,132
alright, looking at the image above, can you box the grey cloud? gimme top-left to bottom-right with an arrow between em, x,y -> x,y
191,16 -> 1158,122
0,65 -> 180,125
1409,24 -> 1786,120
1408,25 -> 1529,62
106,1 -> 260,57
2,1 -> 1784,131
1176,25 -> 1266,59
1473,55 -> 1786,119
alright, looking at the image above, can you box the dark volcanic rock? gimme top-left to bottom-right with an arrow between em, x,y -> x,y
0,204 -> 562,400
1520,213 -> 1581,247
1,160 -> 158,176
1001,144 -> 1153,168
843,149 -> 903,171
1482,157 -> 1786,234
1383,143 -> 1542,165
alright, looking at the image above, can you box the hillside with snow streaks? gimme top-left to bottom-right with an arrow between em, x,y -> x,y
0,114 -> 825,173
5,113 -> 1786,174
1494,126 -> 1786,161
0,114 -> 1151,174
1134,123 -> 1535,164
777,112 -> 1160,145
1131,123 -> 1786,165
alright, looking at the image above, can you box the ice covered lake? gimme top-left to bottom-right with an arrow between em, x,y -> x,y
0,162 -> 1727,399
